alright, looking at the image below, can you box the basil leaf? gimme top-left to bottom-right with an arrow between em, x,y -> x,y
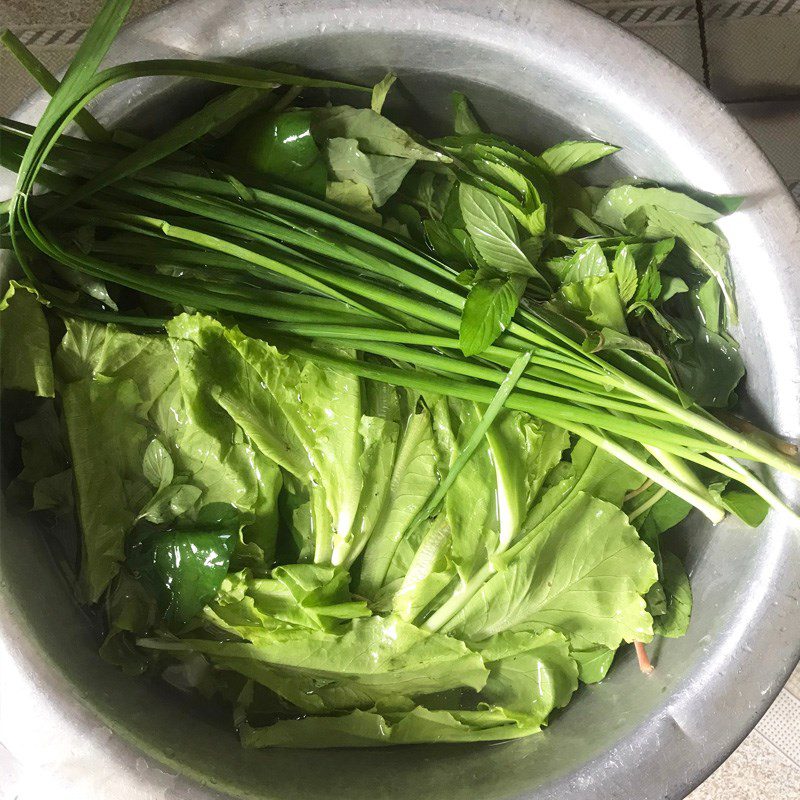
594,185 -> 722,231
540,140 -> 619,175
458,183 -> 548,286
370,72 -> 396,114
611,244 -> 638,304
451,91 -> 482,135
459,274 -> 526,356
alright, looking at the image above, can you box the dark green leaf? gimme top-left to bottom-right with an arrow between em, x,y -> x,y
459,184 -> 548,286
633,263 -> 662,304
691,277 -> 722,334
657,318 -> 745,407
423,219 -> 470,266
636,205 -> 736,323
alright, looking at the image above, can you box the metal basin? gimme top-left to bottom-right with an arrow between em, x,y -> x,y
2,1 -> 799,798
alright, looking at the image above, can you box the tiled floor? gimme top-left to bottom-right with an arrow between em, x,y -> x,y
0,1 -> 798,798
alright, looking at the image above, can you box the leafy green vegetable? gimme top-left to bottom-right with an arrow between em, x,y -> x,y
458,184 -> 549,290
451,91 -> 482,135
0,281 -> 54,396
631,204 -> 736,322
62,375 -> 149,601
358,405 -> 439,596
325,137 -> 415,206
442,488 -> 658,648
370,73 -> 396,114
4,8 -> 798,750
658,319 -> 745,407
312,105 -> 447,161
652,550 -> 692,638
594,185 -> 722,231
143,615 -> 488,707
540,140 -> 619,175
557,274 -> 628,333
717,484 -> 769,527
475,629 -> 578,721
325,180 -> 382,224
459,273 -> 526,356
612,244 -> 638,304
5,400 -> 72,512
571,642 -> 616,684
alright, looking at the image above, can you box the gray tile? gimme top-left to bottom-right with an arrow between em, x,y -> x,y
729,99 -> 800,183
688,726 -> 800,799
703,0 -> 800,101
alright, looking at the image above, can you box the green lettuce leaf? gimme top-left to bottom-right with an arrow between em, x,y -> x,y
474,629 -> 578,721
62,374 -> 150,601
239,705 -> 539,748
6,400 -> 72,513
142,615 -> 488,708
445,488 -> 658,648
358,405 -> 439,596
0,280 -> 54,396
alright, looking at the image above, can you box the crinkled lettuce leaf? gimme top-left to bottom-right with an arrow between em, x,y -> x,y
0,280 -> 54,397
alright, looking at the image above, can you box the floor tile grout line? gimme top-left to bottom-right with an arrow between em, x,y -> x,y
752,726 -> 800,771
695,0 -> 712,88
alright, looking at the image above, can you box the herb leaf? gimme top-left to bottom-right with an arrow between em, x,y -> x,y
540,140 -> 619,175
451,91 -> 482,135
611,244 -> 638,304
370,72 -> 396,114
459,183 -> 548,286
459,275 -> 526,356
